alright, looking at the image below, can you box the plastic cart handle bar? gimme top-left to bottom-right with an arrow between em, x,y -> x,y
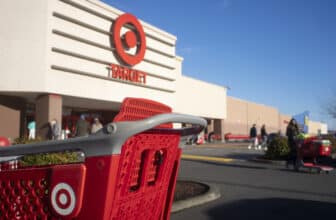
0,113 -> 206,158
102,112 -> 206,140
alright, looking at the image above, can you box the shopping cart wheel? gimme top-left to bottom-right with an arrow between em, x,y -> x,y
294,160 -> 301,172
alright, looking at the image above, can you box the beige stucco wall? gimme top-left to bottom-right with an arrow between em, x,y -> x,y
279,114 -> 291,135
0,0 -> 48,93
224,97 -> 328,137
0,0 -> 227,120
0,0 -> 178,107
247,101 -> 279,133
175,76 -> 227,119
223,97 -> 248,134
320,123 -> 328,134
308,121 -> 328,135
224,97 -> 281,135
46,0 -> 179,108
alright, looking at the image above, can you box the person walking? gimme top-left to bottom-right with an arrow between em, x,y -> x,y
248,124 -> 258,150
27,120 -> 36,140
260,124 -> 268,150
286,118 -> 300,168
50,119 -> 61,140
91,117 -> 103,134
75,114 -> 90,137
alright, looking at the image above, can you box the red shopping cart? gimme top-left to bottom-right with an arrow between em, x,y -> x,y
294,136 -> 333,173
0,98 -> 206,220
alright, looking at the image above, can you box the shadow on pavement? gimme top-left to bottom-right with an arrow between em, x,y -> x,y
198,179 -> 336,199
317,156 -> 336,167
278,167 -> 336,175
207,198 -> 336,220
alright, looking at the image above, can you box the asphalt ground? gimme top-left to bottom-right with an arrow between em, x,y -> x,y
182,142 -> 264,161
171,143 -> 336,220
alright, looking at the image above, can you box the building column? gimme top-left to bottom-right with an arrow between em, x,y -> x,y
214,119 -> 225,142
36,94 -> 62,139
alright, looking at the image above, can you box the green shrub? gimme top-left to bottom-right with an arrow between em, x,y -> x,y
13,137 -> 81,166
20,151 -> 80,167
13,136 -> 44,145
265,135 -> 290,160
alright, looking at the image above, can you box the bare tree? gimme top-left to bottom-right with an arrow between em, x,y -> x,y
327,106 -> 336,118
326,95 -> 336,119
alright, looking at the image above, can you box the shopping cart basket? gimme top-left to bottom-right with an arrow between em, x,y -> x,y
293,136 -> 333,173
0,98 -> 206,220
298,136 -> 332,158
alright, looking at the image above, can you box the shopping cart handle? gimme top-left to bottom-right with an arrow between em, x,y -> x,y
0,114 -> 206,158
108,113 -> 206,134
100,113 -> 207,146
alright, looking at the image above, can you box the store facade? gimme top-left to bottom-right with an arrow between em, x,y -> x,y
0,0 -> 227,140
224,96 -> 328,136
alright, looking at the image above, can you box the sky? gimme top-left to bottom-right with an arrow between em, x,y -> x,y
102,0 -> 336,129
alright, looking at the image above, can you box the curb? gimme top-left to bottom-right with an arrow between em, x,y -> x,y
171,181 -> 221,213
249,157 -> 286,165
251,157 -> 336,167
181,154 -> 234,163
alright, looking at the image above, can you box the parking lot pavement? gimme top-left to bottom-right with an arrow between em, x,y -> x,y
182,143 -> 264,161
194,142 -> 250,148
172,158 -> 336,220
172,146 -> 336,220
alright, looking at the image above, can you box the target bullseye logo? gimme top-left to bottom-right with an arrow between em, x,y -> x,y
51,183 -> 76,216
113,13 -> 146,66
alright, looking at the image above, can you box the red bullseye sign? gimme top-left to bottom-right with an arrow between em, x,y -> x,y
113,13 -> 146,66
51,183 -> 76,216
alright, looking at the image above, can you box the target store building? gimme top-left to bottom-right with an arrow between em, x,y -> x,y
0,0 -> 227,140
